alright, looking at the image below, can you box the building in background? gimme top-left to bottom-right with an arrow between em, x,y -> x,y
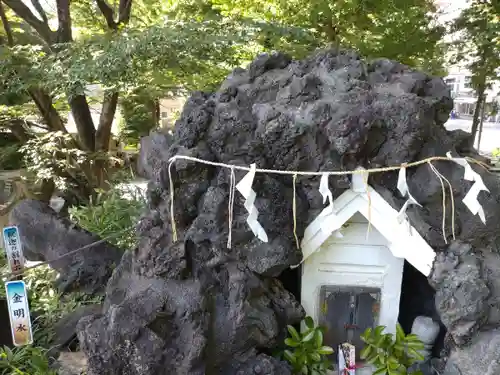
159,97 -> 186,129
444,67 -> 500,117
436,0 -> 500,118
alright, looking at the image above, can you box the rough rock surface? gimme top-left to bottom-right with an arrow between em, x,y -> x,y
53,304 -> 102,350
9,199 -> 123,294
56,352 -> 88,375
72,49 -> 500,374
443,329 -> 500,375
429,242 -> 490,346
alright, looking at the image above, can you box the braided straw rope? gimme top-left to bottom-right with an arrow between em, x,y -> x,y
167,154 -> 488,245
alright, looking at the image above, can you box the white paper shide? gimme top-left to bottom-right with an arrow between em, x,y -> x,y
236,163 -> 268,242
447,152 -> 489,224
396,166 -> 421,226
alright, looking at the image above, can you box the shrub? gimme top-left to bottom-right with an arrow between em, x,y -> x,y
0,143 -> 23,171
68,184 -> 146,249
0,345 -> 56,375
23,264 -> 101,348
282,316 -> 334,375
360,324 -> 425,375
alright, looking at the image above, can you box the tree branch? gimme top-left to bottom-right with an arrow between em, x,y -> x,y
118,0 -> 132,25
56,0 -> 72,42
30,0 -> 49,26
95,0 -> 132,29
2,0 -> 55,43
6,119 -> 30,143
0,1 -> 14,46
29,89 -> 67,133
96,92 -> 118,151
95,0 -> 117,30
69,95 -> 96,151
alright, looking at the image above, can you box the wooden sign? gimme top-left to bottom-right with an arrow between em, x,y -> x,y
2,226 -> 25,274
5,280 -> 33,346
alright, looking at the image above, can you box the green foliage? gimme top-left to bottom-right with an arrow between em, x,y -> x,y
360,324 -> 425,375
20,131 -> 88,190
120,94 -> 158,145
450,0 -> 500,89
0,142 -> 23,171
20,131 -> 122,202
170,0 -> 445,74
0,345 -> 56,375
0,251 -> 6,300
448,0 -> 500,137
69,184 -> 146,249
27,273 -> 102,347
1,19 -> 313,101
0,249 -> 101,349
282,316 -> 333,375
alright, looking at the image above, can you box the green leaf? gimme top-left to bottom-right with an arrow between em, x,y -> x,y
373,368 -> 388,375
407,348 -> 425,362
287,325 -> 301,342
360,345 -> 372,359
405,334 -> 421,342
309,352 -> 321,362
362,327 -> 373,340
304,316 -> 315,329
375,326 -> 386,337
407,341 -> 425,350
317,346 -> 334,355
302,330 -> 316,342
378,354 -> 387,365
396,324 -> 405,342
284,350 -> 296,364
285,338 -> 300,347
314,329 -> 323,348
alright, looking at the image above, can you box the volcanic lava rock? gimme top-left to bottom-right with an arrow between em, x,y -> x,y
429,241 -> 490,346
75,49 -> 500,375
443,329 -> 500,375
9,199 -> 123,295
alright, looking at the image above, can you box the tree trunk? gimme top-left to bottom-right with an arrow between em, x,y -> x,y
154,98 -> 160,128
7,120 -> 30,143
96,92 -> 119,151
29,89 -> 67,133
0,1 -> 14,46
470,80 -> 486,146
69,95 -> 96,151
2,0 -> 55,43
94,92 -> 119,189
55,0 -> 72,42
476,99 -> 486,150
38,179 -> 55,203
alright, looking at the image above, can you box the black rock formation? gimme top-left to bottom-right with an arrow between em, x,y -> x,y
9,199 -> 123,295
62,49 -> 500,374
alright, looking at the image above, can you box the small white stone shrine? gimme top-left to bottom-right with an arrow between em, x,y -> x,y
300,170 -> 436,374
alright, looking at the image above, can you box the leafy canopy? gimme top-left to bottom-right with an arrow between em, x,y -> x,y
168,0 -> 446,74
450,0 -> 500,89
